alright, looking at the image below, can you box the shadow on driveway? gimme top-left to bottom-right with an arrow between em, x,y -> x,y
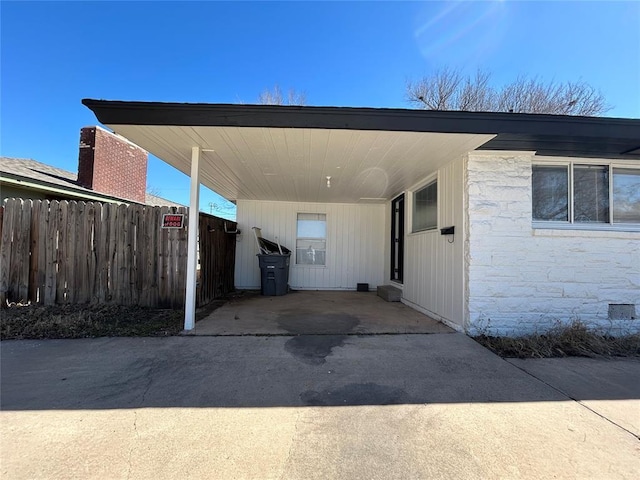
2,333 -> 638,411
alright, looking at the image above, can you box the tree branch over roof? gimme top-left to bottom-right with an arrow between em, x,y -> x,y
257,84 -> 307,106
406,67 -> 611,116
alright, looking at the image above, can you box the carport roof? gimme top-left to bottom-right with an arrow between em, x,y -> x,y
82,100 -> 640,203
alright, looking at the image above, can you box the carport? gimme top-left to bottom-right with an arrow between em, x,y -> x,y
83,100 -> 640,335
83,99 -> 504,332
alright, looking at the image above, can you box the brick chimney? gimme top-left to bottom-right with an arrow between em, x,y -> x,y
77,126 -> 148,203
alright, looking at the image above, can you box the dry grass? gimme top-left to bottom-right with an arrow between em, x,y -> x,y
474,321 -> 640,358
1,303 -> 184,340
0,294 -> 237,340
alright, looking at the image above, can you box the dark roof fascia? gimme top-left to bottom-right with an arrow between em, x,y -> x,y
82,99 -> 640,159
82,99 -> 640,139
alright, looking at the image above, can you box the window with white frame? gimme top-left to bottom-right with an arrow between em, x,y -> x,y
613,168 -> 640,223
296,213 -> 326,265
413,179 -> 438,232
532,163 -> 640,225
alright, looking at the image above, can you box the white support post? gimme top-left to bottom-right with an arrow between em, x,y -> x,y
184,146 -> 200,331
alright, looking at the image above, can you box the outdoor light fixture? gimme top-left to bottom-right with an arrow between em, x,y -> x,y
326,176 -> 331,188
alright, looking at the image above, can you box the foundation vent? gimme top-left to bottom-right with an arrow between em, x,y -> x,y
608,304 -> 637,320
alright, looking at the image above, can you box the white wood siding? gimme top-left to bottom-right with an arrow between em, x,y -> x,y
235,200 -> 385,290
402,157 -> 465,328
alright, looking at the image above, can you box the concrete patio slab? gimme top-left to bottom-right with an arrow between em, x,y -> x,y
2,334 -> 639,479
192,290 -> 453,335
507,357 -> 640,437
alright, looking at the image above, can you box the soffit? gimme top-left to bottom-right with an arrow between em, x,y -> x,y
108,124 -> 494,203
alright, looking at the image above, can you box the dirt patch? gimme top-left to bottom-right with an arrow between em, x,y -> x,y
474,321 -> 640,359
0,303 -> 184,340
1,294 -> 236,340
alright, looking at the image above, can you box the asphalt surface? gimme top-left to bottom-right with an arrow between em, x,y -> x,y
1,334 -> 639,479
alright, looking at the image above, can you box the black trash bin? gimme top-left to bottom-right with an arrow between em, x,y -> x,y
257,253 -> 291,296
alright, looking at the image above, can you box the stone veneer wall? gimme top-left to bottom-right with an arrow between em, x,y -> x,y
465,152 -> 640,336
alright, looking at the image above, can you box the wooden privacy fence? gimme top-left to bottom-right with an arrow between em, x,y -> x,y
0,199 -> 188,308
1,199 -> 239,310
197,213 -> 237,306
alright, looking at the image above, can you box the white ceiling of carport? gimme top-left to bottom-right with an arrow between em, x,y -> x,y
109,123 -> 495,203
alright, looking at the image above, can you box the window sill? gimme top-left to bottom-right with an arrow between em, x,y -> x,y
532,222 -> 640,234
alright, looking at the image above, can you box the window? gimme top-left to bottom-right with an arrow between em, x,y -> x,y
573,165 -> 609,223
532,163 -> 640,226
532,165 -> 569,221
413,180 -> 437,232
613,168 -> 640,223
296,213 -> 326,265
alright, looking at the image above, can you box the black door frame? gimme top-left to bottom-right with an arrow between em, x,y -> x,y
390,194 -> 404,283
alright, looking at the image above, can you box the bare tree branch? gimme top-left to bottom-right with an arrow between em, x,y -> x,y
458,69 -> 495,111
258,84 -> 307,105
406,66 -> 462,110
146,185 -> 163,197
407,68 -> 611,116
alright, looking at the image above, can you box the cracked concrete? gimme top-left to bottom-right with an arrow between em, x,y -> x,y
279,409 -> 302,480
2,335 -> 639,479
506,357 -> 640,439
127,410 -> 138,480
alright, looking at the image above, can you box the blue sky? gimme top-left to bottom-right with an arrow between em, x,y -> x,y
2,1 -> 639,218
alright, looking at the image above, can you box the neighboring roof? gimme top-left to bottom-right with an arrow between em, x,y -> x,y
83,100 -> 640,159
1,157 -> 79,189
0,157 -> 180,206
144,191 -> 181,207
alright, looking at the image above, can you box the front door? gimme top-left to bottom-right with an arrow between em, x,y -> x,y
390,194 -> 404,283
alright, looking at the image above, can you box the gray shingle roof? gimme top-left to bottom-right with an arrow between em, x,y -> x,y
144,191 -> 181,207
0,157 -> 180,206
0,157 -> 79,188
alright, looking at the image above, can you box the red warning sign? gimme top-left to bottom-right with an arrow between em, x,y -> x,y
162,214 -> 185,228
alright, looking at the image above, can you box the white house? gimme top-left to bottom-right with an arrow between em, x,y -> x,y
83,101 -> 640,336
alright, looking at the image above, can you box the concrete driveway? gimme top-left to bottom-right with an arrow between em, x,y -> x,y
192,291 -> 453,335
2,334 -> 639,479
507,357 -> 640,438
